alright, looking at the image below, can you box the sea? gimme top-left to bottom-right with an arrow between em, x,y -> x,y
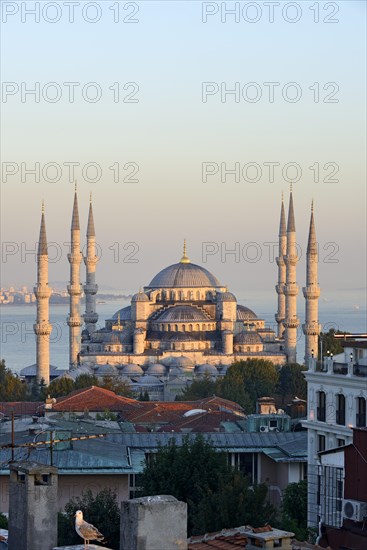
0,289 -> 366,373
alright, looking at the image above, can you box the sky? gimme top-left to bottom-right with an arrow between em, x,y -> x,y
1,1 -> 366,315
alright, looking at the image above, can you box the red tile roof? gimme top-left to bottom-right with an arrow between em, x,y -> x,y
52,386 -> 142,412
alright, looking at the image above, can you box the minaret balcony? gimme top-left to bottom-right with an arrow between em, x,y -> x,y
302,322 -> 321,335
33,286 -> 52,299
84,283 -> 98,295
302,285 -> 320,299
283,317 -> 300,329
283,283 -> 299,296
275,313 -> 285,323
67,284 -> 83,296
67,315 -> 83,327
284,254 -> 298,266
275,284 -> 285,295
33,322 -> 52,335
84,256 -> 98,267
67,252 -> 83,264
276,256 -> 285,267
84,312 -> 99,324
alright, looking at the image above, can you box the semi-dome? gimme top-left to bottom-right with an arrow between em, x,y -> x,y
237,304 -> 257,320
234,331 -> 262,345
217,291 -> 236,302
111,306 -> 131,321
169,355 -> 195,368
155,305 -> 210,322
147,262 -> 221,288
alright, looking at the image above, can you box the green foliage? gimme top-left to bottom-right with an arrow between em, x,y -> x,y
139,435 -> 275,536
138,389 -> 150,401
216,359 -> 279,413
318,328 -> 344,357
277,363 -> 307,405
58,488 -> 120,549
99,375 -> 132,397
280,480 -> 308,541
74,373 -> 99,390
0,359 -> 27,401
176,374 -> 216,401
46,377 -> 75,398
0,512 -> 8,529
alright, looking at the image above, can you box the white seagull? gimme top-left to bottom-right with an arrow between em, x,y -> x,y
74,510 -> 105,549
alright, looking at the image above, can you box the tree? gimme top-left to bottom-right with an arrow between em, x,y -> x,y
138,390 -> 150,401
0,359 -> 27,401
74,373 -> 99,390
46,377 -> 75,398
277,363 -> 307,405
318,328 -> 344,357
280,479 -> 308,541
0,512 -> 8,529
99,376 -> 132,397
58,488 -> 120,549
139,435 -> 275,535
216,359 -> 279,413
176,375 -> 216,401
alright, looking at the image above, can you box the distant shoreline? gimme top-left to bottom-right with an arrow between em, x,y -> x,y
0,294 -> 133,307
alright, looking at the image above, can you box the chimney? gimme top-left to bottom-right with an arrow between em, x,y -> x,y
120,495 -> 187,550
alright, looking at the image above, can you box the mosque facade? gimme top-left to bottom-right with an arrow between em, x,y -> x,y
27,187 -> 320,399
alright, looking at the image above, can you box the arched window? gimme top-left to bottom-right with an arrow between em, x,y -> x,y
175,324 -> 178,332
247,347 -> 250,353
181,343 -> 185,350
182,325 -> 186,332
256,346 -> 259,352
168,324 -> 171,331
196,291 -> 200,300
191,343 -> 194,350
203,324 -> 206,331
189,324 -> 193,332
196,324 -> 200,331
205,343 -> 209,349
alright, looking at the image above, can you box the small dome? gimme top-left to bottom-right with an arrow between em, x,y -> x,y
196,363 -> 218,374
156,305 -> 210,323
169,366 -> 185,377
146,363 -> 167,375
234,331 -> 262,345
137,375 -> 164,386
217,292 -> 236,302
20,364 -> 59,376
169,355 -> 195,368
121,363 -> 144,375
68,365 -> 94,380
237,305 -> 257,320
132,291 -> 149,302
96,363 -> 118,375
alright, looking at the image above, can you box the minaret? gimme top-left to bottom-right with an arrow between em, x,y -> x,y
303,201 -> 321,364
283,186 -> 300,363
83,193 -> 99,336
33,202 -> 52,384
67,184 -> 83,368
275,194 -> 287,339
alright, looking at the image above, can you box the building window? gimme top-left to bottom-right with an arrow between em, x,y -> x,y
336,394 -> 346,425
189,324 -> 193,332
337,438 -> 345,447
356,397 -> 366,427
318,435 -> 326,452
317,391 -> 326,422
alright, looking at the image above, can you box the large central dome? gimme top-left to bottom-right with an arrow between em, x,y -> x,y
147,262 -> 222,288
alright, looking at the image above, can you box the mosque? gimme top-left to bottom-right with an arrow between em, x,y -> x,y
26,187 -> 320,400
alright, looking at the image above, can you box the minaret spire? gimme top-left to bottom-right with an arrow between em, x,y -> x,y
282,185 -> 299,363
83,194 -> 99,337
303,201 -> 321,364
67,185 -> 83,368
33,202 -> 52,384
275,194 -> 287,338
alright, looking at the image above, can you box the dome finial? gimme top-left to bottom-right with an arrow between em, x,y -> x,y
180,239 -> 190,264
311,198 -> 314,212
41,199 -> 45,214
